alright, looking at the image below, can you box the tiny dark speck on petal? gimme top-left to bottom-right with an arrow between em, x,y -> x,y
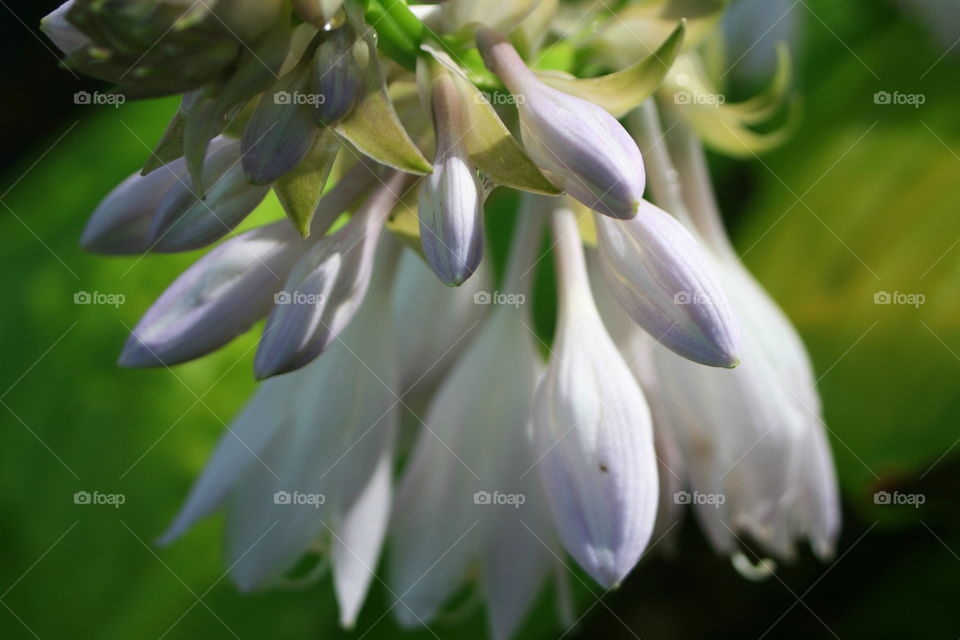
599,463 -> 609,473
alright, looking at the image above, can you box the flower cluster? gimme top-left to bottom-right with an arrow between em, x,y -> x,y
45,0 -> 839,636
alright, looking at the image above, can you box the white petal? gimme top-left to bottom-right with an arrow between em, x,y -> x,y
392,249 -> 491,396
332,447 -> 393,628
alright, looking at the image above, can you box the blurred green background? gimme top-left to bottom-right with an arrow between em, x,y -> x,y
1,1 -> 958,638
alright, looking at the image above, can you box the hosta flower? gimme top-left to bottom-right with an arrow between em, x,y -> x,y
594,200 -> 740,367
48,0 -> 843,637
534,205 -> 659,586
632,114 -> 839,570
390,213 -> 555,638
476,28 -> 646,219
160,240 -> 401,626
418,73 -> 485,285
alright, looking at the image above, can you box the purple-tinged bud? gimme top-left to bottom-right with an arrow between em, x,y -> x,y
418,74 -> 484,286
81,159 -> 187,255
308,27 -> 362,127
594,200 -> 740,368
120,221 -> 307,368
242,69 -> 319,185
533,206 -> 658,587
253,173 -> 409,379
476,28 -> 645,219
149,141 -> 270,252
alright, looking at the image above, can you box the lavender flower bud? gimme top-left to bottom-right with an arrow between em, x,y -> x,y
418,74 -> 484,286
254,173 -> 408,379
81,159 -> 187,255
120,221 -> 306,368
476,28 -> 645,219
308,27 -> 362,127
594,200 -> 741,368
149,142 -> 270,252
533,206 -> 658,587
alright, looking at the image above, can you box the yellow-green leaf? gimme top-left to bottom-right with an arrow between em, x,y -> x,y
536,21 -> 685,118
273,130 -> 340,237
588,0 -> 727,68
335,42 -> 432,175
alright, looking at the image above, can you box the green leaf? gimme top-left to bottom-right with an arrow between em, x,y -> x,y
141,108 -> 186,175
716,43 -> 793,125
536,21 -> 685,118
421,44 -> 560,195
684,97 -> 802,157
587,0 -> 727,69
273,130 -> 340,237
335,41 -> 432,174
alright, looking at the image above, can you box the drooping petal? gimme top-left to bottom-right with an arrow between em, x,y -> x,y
253,172 -> 409,379
120,221 -> 306,368
157,376 -> 298,544
418,74 -> 484,286
533,206 -> 658,587
332,444 -> 393,628
390,214 -> 546,628
392,249 -> 491,397
476,28 -> 645,219
149,142 -> 271,252
223,242 -> 400,592
594,200 -> 740,368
